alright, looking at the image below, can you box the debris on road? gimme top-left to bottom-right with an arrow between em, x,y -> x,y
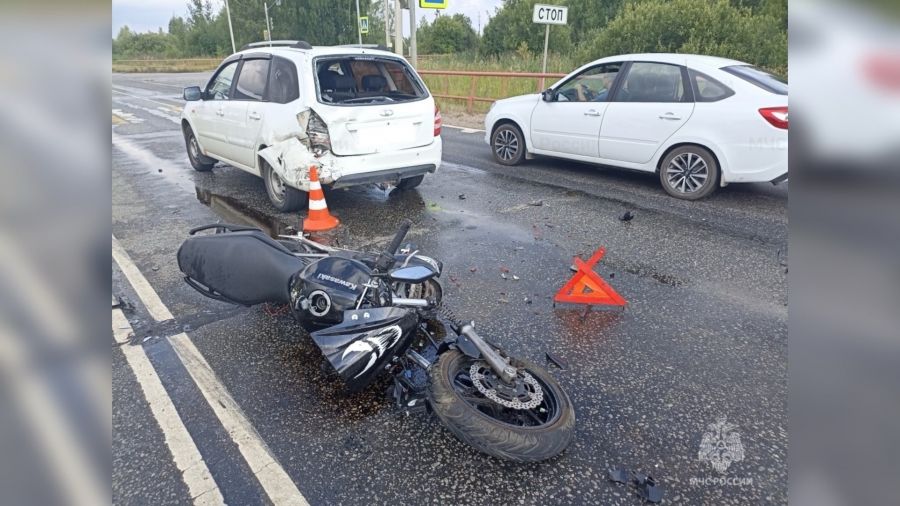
545,352 -> 567,370
608,468 -> 665,503
620,210 -> 635,222
529,199 -> 544,206
458,194 -> 467,200
469,267 -> 477,272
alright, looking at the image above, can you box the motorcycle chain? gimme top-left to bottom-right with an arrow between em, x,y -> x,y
469,362 -> 544,410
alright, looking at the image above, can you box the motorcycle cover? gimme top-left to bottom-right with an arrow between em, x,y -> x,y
311,307 -> 418,391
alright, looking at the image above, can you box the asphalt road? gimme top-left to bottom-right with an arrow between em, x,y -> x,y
113,72 -> 787,505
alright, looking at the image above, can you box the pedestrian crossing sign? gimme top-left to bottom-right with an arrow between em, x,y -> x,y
420,0 -> 448,9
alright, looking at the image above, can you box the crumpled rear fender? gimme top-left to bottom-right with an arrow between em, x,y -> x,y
257,108 -> 337,191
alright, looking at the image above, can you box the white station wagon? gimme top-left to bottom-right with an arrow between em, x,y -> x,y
485,53 -> 788,199
181,41 -> 442,211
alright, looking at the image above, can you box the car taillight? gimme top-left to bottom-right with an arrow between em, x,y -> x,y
434,106 -> 442,137
759,106 -> 788,129
305,110 -> 331,155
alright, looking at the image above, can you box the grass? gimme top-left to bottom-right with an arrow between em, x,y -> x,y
112,58 -> 222,73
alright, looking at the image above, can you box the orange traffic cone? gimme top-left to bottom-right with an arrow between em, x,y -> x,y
302,165 -> 340,232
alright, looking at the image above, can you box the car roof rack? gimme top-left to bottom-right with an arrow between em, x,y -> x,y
335,43 -> 391,52
239,40 -> 313,51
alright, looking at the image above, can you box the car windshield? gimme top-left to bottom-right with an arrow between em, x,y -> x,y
722,65 -> 788,95
315,56 -> 427,105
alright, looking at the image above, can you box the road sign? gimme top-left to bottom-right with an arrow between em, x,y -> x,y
420,0 -> 448,8
532,4 -> 568,25
359,16 -> 369,34
554,248 -> 627,307
533,4 -> 568,88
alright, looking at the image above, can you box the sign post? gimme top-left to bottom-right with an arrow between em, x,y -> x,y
532,3 -> 568,89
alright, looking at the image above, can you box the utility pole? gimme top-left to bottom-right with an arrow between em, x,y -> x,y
394,0 -> 403,56
384,0 -> 390,49
355,0 -> 362,45
224,0 -> 236,53
265,2 -> 272,44
408,0 -> 417,67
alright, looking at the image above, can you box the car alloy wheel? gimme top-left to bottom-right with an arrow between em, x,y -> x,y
665,152 -> 709,194
189,135 -> 201,161
267,166 -> 287,204
494,129 -> 519,162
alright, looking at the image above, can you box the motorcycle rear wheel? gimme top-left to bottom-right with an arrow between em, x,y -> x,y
427,350 -> 575,462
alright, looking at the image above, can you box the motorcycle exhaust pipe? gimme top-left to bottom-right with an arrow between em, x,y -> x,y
391,297 -> 431,308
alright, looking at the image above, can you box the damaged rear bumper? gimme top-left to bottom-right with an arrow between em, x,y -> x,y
329,164 -> 437,188
259,136 -> 442,192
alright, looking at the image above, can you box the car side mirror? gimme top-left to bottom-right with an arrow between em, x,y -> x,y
183,86 -> 203,101
541,89 -> 556,102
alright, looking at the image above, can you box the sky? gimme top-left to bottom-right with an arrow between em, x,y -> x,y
112,0 -> 503,38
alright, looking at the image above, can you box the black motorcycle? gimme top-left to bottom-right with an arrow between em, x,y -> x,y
176,220 -> 575,462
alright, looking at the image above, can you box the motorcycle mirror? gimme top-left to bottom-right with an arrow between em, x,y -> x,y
389,265 -> 433,283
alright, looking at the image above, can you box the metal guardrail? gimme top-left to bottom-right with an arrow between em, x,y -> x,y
417,70 -> 567,113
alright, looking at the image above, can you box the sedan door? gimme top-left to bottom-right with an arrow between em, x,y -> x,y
529,63 -> 624,158
598,62 -> 695,165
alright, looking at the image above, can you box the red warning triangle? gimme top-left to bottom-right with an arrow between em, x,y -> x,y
554,248 -> 626,306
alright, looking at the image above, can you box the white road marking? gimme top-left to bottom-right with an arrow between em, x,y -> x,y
114,309 -> 225,505
111,235 -> 174,322
443,124 -> 485,133
169,333 -> 310,506
113,87 -> 183,109
112,235 -> 309,505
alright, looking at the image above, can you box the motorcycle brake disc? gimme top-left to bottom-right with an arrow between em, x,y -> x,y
469,362 -> 544,410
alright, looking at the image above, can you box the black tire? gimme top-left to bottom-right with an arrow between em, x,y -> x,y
659,145 -> 720,200
262,159 -> 308,212
491,123 -> 526,166
396,174 -> 425,190
185,127 -> 215,172
427,350 -> 575,462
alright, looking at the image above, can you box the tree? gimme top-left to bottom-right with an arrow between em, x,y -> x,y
481,0 -> 572,56
418,13 -> 479,54
582,0 -> 787,75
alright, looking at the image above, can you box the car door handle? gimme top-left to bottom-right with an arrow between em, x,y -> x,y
248,111 -> 261,120
659,113 -> 681,120
216,108 -> 225,117
584,109 -> 601,117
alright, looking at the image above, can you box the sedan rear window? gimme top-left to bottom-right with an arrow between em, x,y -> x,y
315,56 -> 427,105
722,65 -> 788,95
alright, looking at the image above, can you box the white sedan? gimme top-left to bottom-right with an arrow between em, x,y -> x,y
484,53 -> 788,199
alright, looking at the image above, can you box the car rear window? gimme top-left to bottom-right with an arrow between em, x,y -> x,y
314,56 -> 427,105
722,65 -> 788,95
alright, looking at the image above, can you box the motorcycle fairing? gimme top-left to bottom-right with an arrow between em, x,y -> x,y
311,307 -> 418,391
177,226 -> 305,306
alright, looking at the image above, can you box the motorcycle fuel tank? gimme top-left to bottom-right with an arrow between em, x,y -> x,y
310,307 -> 419,391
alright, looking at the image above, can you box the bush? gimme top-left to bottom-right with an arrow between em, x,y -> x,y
581,0 -> 787,76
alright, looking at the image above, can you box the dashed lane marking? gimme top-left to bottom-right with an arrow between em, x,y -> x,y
112,234 -> 309,505
113,309 -> 225,505
443,124 -> 485,133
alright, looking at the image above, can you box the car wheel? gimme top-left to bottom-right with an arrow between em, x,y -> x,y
396,174 -> 425,190
185,128 -> 215,172
262,160 -> 308,212
491,124 -> 526,166
659,146 -> 720,200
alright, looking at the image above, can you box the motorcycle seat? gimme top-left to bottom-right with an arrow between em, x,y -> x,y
177,228 -> 306,306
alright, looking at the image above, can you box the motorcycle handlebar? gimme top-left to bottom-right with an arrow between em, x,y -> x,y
385,219 -> 412,256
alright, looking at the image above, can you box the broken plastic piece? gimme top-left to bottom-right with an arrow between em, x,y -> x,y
634,475 -> 664,503
608,467 -> 629,484
545,352 -> 567,370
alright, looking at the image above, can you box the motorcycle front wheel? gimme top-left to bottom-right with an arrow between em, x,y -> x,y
427,350 -> 575,462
